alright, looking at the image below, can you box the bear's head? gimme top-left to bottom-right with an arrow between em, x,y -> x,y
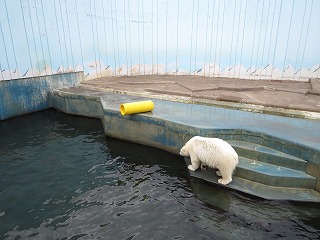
179,145 -> 189,157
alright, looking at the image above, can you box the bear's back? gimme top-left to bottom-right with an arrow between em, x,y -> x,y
190,136 -> 238,163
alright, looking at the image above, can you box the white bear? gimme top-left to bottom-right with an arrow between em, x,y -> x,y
180,136 -> 238,185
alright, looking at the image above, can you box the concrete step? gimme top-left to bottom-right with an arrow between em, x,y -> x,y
184,137 -> 318,200
229,140 -> 307,171
186,163 -> 320,202
184,158 -> 320,202
235,157 -> 315,188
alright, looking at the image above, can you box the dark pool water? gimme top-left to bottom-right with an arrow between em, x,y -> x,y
0,110 -> 320,240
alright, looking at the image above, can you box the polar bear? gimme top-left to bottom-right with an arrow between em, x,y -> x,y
180,136 -> 238,185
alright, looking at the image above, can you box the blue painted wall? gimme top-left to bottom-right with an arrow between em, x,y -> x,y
0,72 -> 83,120
0,0 -> 319,81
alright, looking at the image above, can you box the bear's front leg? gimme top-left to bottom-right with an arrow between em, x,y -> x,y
188,165 -> 198,171
188,154 -> 200,171
218,178 -> 232,185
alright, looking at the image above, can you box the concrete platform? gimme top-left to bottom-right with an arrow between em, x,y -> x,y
81,75 -> 320,118
50,79 -> 320,202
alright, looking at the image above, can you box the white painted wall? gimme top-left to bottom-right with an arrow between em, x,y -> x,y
0,0 -> 319,81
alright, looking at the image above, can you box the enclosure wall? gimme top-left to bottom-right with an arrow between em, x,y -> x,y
0,0 -> 319,81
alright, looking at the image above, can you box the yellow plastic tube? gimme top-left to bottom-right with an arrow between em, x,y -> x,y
120,100 -> 154,115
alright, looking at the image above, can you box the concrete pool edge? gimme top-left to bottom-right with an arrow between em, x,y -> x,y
49,89 -> 320,157
48,89 -> 320,202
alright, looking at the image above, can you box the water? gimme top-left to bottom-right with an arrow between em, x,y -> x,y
0,110 -> 319,240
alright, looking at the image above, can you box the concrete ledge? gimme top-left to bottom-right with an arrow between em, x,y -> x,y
48,90 -> 320,161
49,89 -> 104,120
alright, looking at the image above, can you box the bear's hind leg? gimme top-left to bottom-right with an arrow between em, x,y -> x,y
201,163 -> 207,171
217,168 -> 233,185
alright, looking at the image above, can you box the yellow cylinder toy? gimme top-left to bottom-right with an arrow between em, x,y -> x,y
120,100 -> 154,115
